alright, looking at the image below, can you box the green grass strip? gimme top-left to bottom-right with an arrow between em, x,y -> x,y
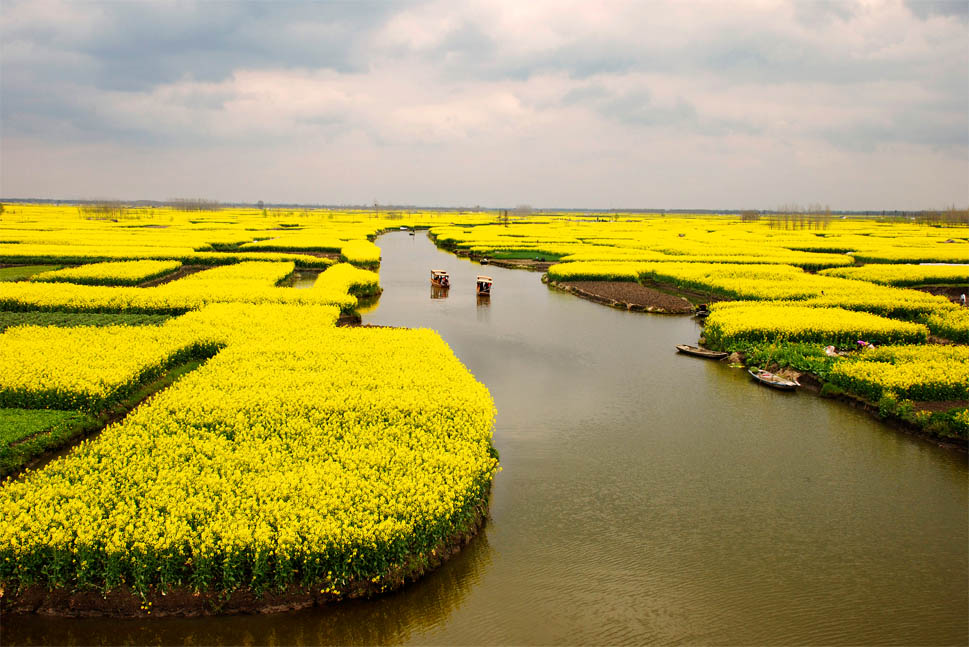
0,311 -> 171,332
0,265 -> 60,281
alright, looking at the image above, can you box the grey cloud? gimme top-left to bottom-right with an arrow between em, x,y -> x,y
1,1 -> 406,145
905,0 -> 969,21
4,1 -> 408,92
569,86 -> 763,138
793,1 -> 859,27
820,109 -> 969,154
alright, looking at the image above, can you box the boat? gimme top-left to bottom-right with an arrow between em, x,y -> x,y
694,303 -> 710,319
675,344 -> 728,360
748,368 -> 799,390
476,275 -> 493,296
409,230 -> 416,236
430,269 -> 450,288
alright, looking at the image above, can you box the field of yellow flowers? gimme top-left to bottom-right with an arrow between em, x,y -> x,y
0,204 -> 965,607
434,212 -> 966,436
0,307 -> 498,597
0,205 -> 500,603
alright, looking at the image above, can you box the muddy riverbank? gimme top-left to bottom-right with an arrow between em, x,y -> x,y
545,278 -> 694,313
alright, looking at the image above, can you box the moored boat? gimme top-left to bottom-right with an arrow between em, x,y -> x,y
748,368 -> 799,390
675,344 -> 728,360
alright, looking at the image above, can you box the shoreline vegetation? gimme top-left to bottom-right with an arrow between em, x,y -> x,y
1,489 -> 491,617
426,221 -> 966,445
0,208 -> 504,617
1,206 -> 966,617
538,270 -> 966,446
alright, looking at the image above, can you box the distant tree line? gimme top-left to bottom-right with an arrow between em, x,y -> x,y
168,198 -> 222,211
912,206 -> 968,227
78,201 -> 129,219
764,204 -> 834,230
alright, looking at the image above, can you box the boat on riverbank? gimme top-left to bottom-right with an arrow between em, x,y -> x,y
748,368 -> 799,390
675,344 -> 728,359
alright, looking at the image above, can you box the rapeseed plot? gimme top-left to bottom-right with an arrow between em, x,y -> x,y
0,322 -> 219,411
314,263 -> 381,298
924,309 -> 969,343
819,264 -> 969,287
704,303 -> 929,348
829,345 -> 969,402
0,312 -> 497,596
32,260 -> 182,286
339,240 -> 382,267
0,262 -> 358,314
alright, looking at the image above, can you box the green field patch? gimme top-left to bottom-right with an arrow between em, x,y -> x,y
0,322 -> 222,411
0,311 -> 171,332
0,265 -> 60,281
0,408 -> 97,478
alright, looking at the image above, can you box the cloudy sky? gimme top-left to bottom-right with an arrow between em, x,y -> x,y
1,0 -> 966,209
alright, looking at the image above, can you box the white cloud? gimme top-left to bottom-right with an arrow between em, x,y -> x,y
1,0 -> 966,208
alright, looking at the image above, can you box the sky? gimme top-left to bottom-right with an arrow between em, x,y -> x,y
1,0 -> 967,210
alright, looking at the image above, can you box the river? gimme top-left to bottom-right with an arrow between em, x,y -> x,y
8,231 -> 967,645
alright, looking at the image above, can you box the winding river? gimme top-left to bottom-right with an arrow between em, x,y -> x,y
9,231 -> 967,645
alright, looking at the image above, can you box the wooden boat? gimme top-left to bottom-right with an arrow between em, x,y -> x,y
675,344 -> 728,360
476,275 -> 493,296
694,304 -> 710,319
430,269 -> 450,288
748,368 -> 799,390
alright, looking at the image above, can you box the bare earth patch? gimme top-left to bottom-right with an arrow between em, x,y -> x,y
553,280 -> 694,314
910,400 -> 969,414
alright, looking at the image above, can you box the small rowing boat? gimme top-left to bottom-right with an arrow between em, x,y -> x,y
675,344 -> 728,360
748,368 -> 799,390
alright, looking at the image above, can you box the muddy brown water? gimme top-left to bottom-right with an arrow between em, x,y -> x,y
7,232 -> 967,645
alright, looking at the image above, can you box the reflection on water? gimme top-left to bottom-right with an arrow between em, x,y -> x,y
8,231 -> 967,646
430,284 -> 449,299
289,269 -> 322,289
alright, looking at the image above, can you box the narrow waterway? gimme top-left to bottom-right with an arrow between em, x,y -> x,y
10,232 -> 967,645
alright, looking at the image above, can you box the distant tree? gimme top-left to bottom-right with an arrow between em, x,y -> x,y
80,201 -> 128,220
169,198 -> 221,211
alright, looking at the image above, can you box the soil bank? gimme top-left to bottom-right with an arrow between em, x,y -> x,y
544,278 -> 694,314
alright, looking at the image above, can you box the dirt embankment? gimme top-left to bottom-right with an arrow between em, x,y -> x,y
477,258 -> 556,272
914,285 -> 968,304
546,279 -> 695,314
232,249 -> 342,260
138,265 -> 206,287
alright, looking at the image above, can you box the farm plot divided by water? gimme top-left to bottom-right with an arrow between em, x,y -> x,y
1,206 -> 967,645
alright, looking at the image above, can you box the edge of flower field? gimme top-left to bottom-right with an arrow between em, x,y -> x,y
0,480 -> 493,617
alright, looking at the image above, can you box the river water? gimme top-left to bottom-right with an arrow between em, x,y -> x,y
9,232 -> 967,645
